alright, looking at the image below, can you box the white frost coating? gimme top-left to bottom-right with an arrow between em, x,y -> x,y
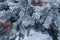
43,13 -> 53,29
22,17 -> 35,27
44,0 -> 57,4
32,12 -> 40,20
0,0 -> 60,40
0,11 -> 5,17
0,11 -> 12,23
22,20 -> 34,27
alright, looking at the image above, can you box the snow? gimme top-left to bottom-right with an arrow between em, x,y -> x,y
23,30 -> 52,40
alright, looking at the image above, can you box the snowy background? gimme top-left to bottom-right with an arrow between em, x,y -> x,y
0,0 -> 60,40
